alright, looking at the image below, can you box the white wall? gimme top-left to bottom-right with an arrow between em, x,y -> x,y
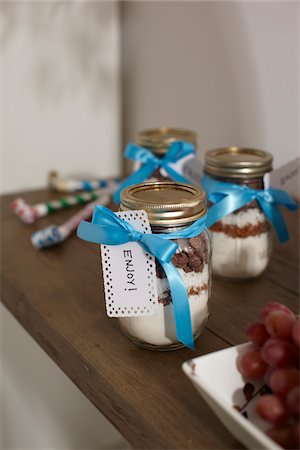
121,1 -> 299,169
0,2 -> 126,449
0,1 -> 121,194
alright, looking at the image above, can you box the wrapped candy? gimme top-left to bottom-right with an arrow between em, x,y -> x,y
49,171 -> 121,193
12,191 -> 101,224
31,194 -> 110,249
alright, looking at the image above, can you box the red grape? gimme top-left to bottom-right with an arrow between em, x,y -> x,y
256,394 -> 288,425
264,367 -> 275,385
292,320 -> 300,347
261,303 -> 294,321
269,367 -> 299,397
237,303 -> 300,449
266,425 -> 296,448
246,321 -> 269,347
293,421 -> 300,447
237,348 -> 268,379
264,311 -> 295,341
287,386 -> 300,416
261,338 -> 297,368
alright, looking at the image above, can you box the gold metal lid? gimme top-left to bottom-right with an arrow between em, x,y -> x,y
137,127 -> 197,155
204,147 -> 273,179
120,181 -> 207,226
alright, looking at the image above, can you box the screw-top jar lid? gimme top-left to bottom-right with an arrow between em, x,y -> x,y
120,181 -> 206,226
204,147 -> 273,179
137,127 -> 197,156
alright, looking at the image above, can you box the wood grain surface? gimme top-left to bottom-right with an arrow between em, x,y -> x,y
1,189 -> 299,449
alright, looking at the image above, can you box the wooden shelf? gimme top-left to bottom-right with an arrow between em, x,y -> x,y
1,188 -> 299,449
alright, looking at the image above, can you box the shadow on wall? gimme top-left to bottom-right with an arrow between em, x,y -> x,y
0,1 -> 117,109
121,1 -> 265,152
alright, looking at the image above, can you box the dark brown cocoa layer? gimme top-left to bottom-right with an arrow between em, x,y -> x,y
208,177 -> 265,215
151,169 -> 172,182
158,284 -> 209,306
156,234 -> 209,279
210,220 -> 271,238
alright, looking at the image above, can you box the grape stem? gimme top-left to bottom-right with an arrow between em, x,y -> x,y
239,384 -> 268,413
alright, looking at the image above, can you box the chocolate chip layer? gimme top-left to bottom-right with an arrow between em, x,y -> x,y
156,233 -> 209,279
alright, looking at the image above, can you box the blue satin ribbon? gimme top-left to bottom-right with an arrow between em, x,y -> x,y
113,141 -> 195,204
77,205 -> 208,350
202,175 -> 297,243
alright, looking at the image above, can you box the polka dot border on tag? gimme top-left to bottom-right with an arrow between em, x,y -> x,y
100,210 -> 157,317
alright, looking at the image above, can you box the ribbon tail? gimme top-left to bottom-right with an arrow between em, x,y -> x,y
206,192 -> 253,228
160,261 -> 194,350
113,163 -> 157,204
259,200 -> 289,243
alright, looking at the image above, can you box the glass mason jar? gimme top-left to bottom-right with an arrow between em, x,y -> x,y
129,127 -> 197,180
119,181 -> 211,350
204,147 -> 273,280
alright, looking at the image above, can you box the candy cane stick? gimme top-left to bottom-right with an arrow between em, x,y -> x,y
49,171 -> 121,193
12,190 -> 102,224
31,195 -> 110,249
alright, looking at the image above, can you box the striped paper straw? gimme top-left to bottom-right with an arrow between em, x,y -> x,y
49,172 -> 121,193
12,190 -> 101,224
31,195 -> 110,249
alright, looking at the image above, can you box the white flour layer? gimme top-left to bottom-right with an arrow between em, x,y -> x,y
211,230 -> 271,278
119,290 -> 209,346
157,265 -> 209,297
219,207 -> 266,227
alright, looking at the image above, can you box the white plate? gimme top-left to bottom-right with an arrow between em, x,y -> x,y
182,343 -> 282,450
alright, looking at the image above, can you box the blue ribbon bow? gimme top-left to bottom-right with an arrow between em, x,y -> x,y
113,141 -> 195,204
77,206 -> 208,350
202,176 -> 297,243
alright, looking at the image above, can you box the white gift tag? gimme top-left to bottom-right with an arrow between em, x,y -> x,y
160,153 -> 197,180
100,210 -> 158,318
264,157 -> 300,195
181,156 -> 203,184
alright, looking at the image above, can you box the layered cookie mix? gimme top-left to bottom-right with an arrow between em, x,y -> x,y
203,147 -> 274,279
210,203 -> 272,279
156,234 -> 209,305
119,233 -> 210,348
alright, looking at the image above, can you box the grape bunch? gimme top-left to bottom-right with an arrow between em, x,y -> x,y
237,303 -> 300,449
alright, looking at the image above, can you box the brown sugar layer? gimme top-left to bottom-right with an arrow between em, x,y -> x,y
158,284 -> 209,306
210,220 -> 271,238
156,234 -> 209,278
189,284 -> 209,296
